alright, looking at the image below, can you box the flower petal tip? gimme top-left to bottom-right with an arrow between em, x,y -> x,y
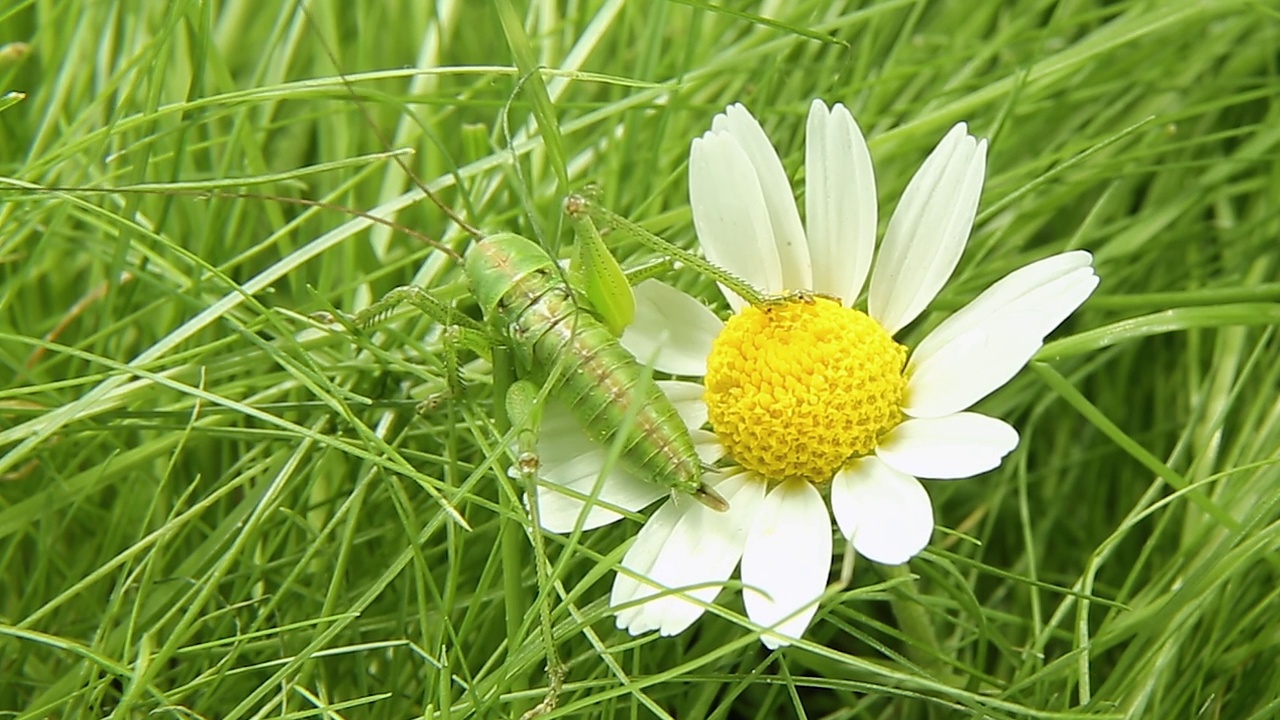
760,633 -> 792,650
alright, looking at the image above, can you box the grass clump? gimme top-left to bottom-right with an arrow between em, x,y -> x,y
2,1 -> 1279,717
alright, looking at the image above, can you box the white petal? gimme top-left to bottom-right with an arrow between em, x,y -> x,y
622,280 -> 723,376
714,104 -> 812,291
534,450 -> 667,533
658,380 -> 709,429
869,123 -> 988,334
910,251 -> 1095,358
876,413 -> 1018,480
534,400 -> 594,470
610,496 -> 684,633
805,99 -> 876,305
689,428 -> 725,464
905,329 -> 1043,419
740,479 -> 832,648
830,458 -> 933,565
690,129 -> 783,309
905,254 -> 1099,417
612,473 -> 765,636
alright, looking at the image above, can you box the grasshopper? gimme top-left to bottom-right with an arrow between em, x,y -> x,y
353,198 -> 734,512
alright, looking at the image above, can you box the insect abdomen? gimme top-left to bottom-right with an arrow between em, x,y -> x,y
520,282 -> 702,496
466,234 -> 703,497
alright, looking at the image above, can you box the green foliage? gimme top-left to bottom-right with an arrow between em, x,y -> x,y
2,0 -> 1279,718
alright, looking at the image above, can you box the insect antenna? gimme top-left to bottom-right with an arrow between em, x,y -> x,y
0,177 -> 463,262
298,15 -> 484,244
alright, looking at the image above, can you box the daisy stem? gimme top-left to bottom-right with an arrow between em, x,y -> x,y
882,565 -> 952,680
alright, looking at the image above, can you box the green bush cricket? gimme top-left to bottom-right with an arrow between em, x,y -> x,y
355,198 -> 731,512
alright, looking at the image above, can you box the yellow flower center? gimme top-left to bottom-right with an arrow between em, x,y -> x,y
703,296 -> 908,482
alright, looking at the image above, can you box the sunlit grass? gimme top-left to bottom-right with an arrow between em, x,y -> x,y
2,0 -> 1279,717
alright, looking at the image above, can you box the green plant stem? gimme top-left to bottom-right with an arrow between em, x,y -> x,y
493,346 -> 532,710
883,564 -> 951,681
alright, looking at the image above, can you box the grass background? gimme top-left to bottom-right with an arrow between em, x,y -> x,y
2,0 -> 1280,717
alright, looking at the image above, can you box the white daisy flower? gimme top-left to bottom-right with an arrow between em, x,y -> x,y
534,100 -> 1099,648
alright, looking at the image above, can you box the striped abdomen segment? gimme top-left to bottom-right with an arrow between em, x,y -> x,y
499,268 -> 703,497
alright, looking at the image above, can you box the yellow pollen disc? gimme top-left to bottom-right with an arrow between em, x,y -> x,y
703,296 -> 908,483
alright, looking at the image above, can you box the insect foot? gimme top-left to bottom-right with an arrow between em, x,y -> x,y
694,482 -> 730,512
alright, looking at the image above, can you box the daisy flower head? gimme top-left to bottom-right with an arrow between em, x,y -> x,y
534,100 -> 1099,648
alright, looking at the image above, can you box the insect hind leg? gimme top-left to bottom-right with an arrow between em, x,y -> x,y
415,325 -> 482,413
341,284 -> 491,355
321,284 -> 494,406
